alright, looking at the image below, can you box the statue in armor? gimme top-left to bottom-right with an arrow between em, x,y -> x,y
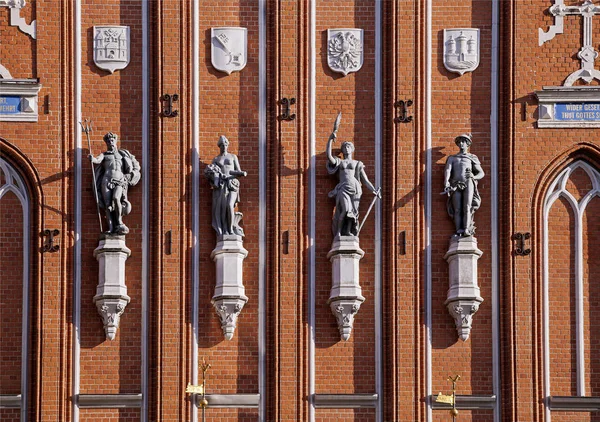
442,133 -> 485,236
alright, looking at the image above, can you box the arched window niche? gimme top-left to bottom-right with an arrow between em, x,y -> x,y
543,160 -> 600,413
0,156 -> 31,421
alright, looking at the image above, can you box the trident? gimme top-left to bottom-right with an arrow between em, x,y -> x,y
80,119 -> 103,233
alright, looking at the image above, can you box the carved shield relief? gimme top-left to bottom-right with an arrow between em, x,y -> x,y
93,26 -> 130,74
211,27 -> 248,75
443,28 -> 480,76
327,29 -> 364,76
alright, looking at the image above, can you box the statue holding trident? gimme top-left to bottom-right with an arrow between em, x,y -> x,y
326,112 -> 381,238
88,131 -> 141,235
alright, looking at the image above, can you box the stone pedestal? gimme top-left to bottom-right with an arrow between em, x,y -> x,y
210,235 -> 248,340
327,236 -> 365,341
93,234 -> 131,341
444,236 -> 484,341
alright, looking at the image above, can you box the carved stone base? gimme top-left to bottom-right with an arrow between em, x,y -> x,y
327,236 -> 365,341
95,297 -> 129,341
444,236 -> 483,341
211,235 -> 248,340
93,234 -> 131,341
212,297 -> 247,341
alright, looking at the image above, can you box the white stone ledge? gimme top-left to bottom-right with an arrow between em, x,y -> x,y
313,393 -> 378,408
0,394 -> 21,408
76,394 -> 142,408
548,396 -> 600,411
430,394 -> 496,410
536,86 -> 600,102
194,394 -> 260,408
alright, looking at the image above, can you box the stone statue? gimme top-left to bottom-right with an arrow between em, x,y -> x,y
205,135 -> 247,237
442,133 -> 484,236
88,132 -> 141,235
326,117 -> 380,238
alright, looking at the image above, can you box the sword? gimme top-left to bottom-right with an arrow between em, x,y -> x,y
331,111 -> 342,140
80,119 -> 103,233
357,188 -> 381,236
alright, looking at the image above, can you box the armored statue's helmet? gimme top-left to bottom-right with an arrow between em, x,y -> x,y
454,133 -> 472,146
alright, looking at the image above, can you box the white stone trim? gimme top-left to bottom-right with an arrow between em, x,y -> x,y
313,394 -> 379,408
425,0 -> 433,418
491,0 -> 501,420
9,6 -> 36,39
547,396 -> 600,411
0,394 -> 22,408
374,1 -> 383,420
308,0 -> 316,419
543,161 -> 600,418
77,394 -> 142,408
191,0 -> 200,421
141,1 -> 150,418
195,394 -> 260,408
258,0 -> 267,420
0,158 -> 30,420
0,1 -> 36,39
72,0 -> 82,419
0,64 -> 13,79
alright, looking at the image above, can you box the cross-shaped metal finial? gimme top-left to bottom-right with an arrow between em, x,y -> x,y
539,0 -> 600,86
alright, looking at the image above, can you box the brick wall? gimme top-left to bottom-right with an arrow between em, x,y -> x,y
1,0 -> 600,421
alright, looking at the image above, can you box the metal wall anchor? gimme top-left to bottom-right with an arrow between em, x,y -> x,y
513,232 -> 531,256
42,229 -> 60,252
394,99 -> 413,123
161,94 -> 179,117
281,97 -> 296,121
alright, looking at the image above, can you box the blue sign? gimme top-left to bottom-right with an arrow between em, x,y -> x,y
555,103 -> 600,121
0,96 -> 21,114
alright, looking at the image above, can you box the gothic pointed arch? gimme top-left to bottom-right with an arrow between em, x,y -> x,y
0,138 -> 42,422
531,143 -> 600,412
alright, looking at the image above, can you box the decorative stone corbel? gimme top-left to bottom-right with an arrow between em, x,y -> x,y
210,235 -> 248,340
327,236 -> 365,341
444,236 -> 484,341
93,234 -> 131,340
0,0 -> 36,39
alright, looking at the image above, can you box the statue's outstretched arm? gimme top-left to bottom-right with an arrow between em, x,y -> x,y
360,167 -> 380,196
326,134 -> 337,166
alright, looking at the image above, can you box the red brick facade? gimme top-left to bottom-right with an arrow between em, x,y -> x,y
1,1 -> 599,421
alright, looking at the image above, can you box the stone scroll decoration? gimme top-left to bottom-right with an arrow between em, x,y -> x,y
88,131 -> 141,340
441,134 -> 485,341
325,113 -> 380,341
205,135 -> 248,340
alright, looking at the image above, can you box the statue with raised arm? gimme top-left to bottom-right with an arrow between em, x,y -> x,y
442,133 -> 484,236
326,113 -> 381,238
88,132 -> 141,235
205,135 -> 247,237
